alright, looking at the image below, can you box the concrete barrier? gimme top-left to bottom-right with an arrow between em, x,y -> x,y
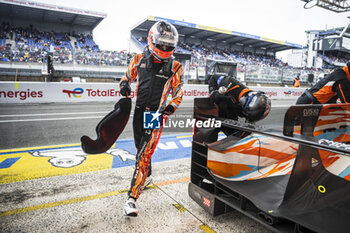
0,81 -> 306,103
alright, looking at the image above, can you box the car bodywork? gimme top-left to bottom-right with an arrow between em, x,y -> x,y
189,98 -> 350,233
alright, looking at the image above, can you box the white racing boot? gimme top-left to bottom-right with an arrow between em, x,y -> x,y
123,177 -> 152,217
123,198 -> 138,217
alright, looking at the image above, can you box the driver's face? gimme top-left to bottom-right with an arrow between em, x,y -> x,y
160,45 -> 169,51
156,43 -> 175,52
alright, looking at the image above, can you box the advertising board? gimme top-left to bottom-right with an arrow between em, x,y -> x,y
0,82 -> 305,103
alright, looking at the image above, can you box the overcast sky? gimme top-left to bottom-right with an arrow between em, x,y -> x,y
41,0 -> 348,60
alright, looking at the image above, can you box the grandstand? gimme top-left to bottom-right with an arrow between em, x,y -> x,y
129,16 -> 324,85
0,1 -> 326,85
0,0 -> 127,82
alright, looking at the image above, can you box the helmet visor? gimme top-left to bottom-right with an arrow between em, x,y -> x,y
153,33 -> 178,49
155,44 -> 175,52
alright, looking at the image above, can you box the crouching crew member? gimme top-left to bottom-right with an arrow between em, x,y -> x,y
208,75 -> 271,138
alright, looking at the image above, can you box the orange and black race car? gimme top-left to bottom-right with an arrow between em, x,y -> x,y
189,98 -> 350,233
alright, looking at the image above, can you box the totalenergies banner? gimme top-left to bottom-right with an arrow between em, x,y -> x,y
0,82 -> 305,103
260,87 -> 305,100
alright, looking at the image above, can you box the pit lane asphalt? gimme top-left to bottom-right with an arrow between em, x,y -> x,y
0,99 -> 293,233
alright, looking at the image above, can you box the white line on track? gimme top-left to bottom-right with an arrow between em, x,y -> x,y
0,111 -> 109,117
272,105 -> 291,108
0,116 -> 105,123
0,114 -> 135,123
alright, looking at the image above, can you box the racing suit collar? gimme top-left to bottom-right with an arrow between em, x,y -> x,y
342,65 -> 350,81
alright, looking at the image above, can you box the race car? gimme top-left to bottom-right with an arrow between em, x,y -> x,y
189,98 -> 350,233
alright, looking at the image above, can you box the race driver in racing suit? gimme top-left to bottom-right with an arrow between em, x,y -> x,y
119,21 -> 183,217
296,63 -> 350,104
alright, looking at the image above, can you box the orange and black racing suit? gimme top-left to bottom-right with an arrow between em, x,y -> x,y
119,47 -> 183,200
297,64 -> 350,104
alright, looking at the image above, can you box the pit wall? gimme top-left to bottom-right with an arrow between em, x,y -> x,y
0,82 -> 306,103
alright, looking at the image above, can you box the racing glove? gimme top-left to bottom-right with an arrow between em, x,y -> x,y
162,105 -> 175,116
120,80 -> 131,97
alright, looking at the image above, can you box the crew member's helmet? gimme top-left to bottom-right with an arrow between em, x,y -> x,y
216,75 -> 233,94
240,91 -> 271,122
148,21 -> 178,60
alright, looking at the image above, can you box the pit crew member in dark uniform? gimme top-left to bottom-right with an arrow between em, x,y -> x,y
296,63 -> 350,104
208,75 -> 271,138
119,21 -> 183,217
209,75 -> 271,122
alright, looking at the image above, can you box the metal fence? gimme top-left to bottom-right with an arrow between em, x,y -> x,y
188,63 -> 327,85
51,50 -> 129,67
1,58 -> 328,85
243,64 -> 326,85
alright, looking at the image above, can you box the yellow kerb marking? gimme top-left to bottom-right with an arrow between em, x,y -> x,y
200,224 -> 216,233
0,143 -> 81,153
176,135 -> 192,139
172,204 -> 187,213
